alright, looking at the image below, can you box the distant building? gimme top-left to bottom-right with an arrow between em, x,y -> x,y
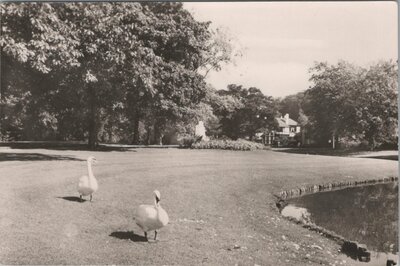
257,113 -> 301,146
275,113 -> 301,138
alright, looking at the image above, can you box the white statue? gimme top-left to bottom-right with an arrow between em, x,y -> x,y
195,121 -> 209,141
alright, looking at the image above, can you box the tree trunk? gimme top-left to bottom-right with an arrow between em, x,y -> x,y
153,120 -> 164,145
145,124 -> 152,145
87,85 -> 98,150
128,82 -> 142,145
370,136 -> 376,151
0,55 -> 8,141
332,134 -> 336,149
108,127 -> 113,143
153,124 -> 159,145
131,109 -> 140,145
0,87 -> 4,141
301,128 -> 306,146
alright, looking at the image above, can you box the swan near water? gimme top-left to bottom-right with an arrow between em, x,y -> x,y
78,156 -> 98,201
134,190 -> 169,241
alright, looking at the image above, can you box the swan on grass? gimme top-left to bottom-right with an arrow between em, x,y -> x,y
78,156 -> 98,201
134,190 -> 169,241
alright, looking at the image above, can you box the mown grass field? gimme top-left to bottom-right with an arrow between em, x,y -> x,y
0,146 -> 397,265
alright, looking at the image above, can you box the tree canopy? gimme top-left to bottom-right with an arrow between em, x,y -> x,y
305,60 -> 397,149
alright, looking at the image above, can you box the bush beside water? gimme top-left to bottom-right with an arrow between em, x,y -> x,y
191,139 -> 266,151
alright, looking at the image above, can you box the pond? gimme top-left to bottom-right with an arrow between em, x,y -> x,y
281,182 -> 398,265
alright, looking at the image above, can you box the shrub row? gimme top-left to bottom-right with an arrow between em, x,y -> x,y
191,139 -> 266,151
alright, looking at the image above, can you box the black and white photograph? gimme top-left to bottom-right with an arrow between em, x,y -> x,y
0,1 -> 398,265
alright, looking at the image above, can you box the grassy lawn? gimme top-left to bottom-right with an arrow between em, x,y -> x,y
0,147 -> 397,265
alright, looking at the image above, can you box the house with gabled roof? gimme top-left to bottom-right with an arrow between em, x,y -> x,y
275,113 -> 301,137
257,113 -> 301,146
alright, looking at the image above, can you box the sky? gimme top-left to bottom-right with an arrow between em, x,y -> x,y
184,2 -> 398,98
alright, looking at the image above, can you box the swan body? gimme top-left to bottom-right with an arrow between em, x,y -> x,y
135,190 -> 169,240
78,156 -> 98,201
78,175 -> 98,196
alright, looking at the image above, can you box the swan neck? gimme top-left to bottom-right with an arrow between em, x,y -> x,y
154,199 -> 160,208
87,161 -> 94,179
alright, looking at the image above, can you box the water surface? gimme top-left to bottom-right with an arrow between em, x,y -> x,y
282,182 -> 398,263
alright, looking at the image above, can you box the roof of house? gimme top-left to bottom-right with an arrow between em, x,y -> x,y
276,117 -> 298,127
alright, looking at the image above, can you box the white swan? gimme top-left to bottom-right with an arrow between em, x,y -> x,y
135,190 -> 169,240
78,156 -> 98,201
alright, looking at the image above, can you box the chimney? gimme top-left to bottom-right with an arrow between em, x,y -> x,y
284,113 -> 289,125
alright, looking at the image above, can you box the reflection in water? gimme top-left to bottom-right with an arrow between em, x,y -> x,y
281,182 -> 398,264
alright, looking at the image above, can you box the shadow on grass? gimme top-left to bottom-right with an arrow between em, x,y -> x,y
274,148 -> 398,161
110,231 -> 148,242
0,153 -> 84,162
0,142 -> 137,152
274,148 -> 356,156
57,196 -> 86,203
363,155 -> 398,161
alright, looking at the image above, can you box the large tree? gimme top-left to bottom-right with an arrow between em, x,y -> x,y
306,61 -> 362,147
355,61 -> 398,149
305,60 -> 397,149
122,3 -> 237,144
1,3 -> 82,141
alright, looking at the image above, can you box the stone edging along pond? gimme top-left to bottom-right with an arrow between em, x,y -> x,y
273,176 -> 399,262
